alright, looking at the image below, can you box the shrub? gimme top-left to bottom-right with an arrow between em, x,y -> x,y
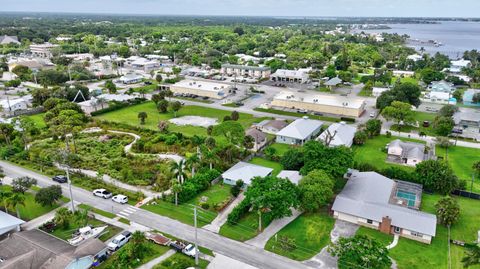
200,202 -> 210,210
227,199 -> 250,225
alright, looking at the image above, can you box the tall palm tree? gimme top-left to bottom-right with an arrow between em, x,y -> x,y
463,243 -> 480,268
186,153 -> 200,177
171,179 -> 182,206
170,159 -> 186,184
0,190 -> 11,212
202,148 -> 219,170
6,192 -> 25,219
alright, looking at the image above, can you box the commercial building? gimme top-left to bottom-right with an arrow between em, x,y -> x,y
271,69 -> 310,83
220,64 -> 271,79
29,43 -> 59,58
167,80 -> 231,100
332,171 -> 437,244
271,91 -> 367,118
276,117 -> 323,145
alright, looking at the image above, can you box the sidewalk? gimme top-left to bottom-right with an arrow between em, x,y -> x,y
204,193 -> 245,233
245,209 -> 301,248
137,250 -> 176,269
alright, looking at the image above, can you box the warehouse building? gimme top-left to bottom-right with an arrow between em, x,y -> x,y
271,91 -> 366,118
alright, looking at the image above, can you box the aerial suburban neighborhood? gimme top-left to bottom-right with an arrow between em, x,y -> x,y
0,2 -> 479,269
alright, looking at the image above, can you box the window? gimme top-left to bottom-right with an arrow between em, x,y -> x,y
367,219 -> 373,224
411,232 -> 423,237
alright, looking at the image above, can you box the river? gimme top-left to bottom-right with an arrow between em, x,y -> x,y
354,21 -> 480,59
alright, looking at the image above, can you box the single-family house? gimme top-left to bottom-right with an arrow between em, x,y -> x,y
254,119 -> 288,134
387,139 -> 428,166
317,122 -> 357,148
372,87 -> 389,97
454,110 -> 480,129
407,54 -> 423,62
0,71 -> 18,82
428,80 -> 455,93
0,35 -> 20,45
119,73 -> 144,84
245,128 -> 268,152
277,170 -> 302,185
0,98 -> 28,113
449,59 -> 471,73
221,162 -> 273,187
324,77 -> 342,89
0,211 -> 24,236
275,117 -> 323,145
332,171 -> 437,244
423,91 -> 456,105
462,89 -> 480,107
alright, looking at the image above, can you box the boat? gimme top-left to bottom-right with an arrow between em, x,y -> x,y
68,225 -> 108,245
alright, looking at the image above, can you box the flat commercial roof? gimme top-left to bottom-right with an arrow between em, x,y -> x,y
222,64 -> 270,71
173,80 -> 231,92
273,91 -> 366,109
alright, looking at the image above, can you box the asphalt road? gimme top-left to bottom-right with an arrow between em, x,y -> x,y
0,161 -> 311,269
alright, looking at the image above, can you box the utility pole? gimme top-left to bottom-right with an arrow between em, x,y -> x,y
66,165 -> 75,212
258,209 -> 262,232
194,206 -> 199,266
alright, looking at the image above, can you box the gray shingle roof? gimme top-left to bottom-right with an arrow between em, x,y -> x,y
332,171 -> 437,236
276,118 -> 323,140
325,77 -> 342,86
222,162 -> 273,185
389,139 -> 425,160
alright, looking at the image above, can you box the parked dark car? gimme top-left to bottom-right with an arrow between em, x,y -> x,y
52,175 -> 68,183
452,128 -> 463,134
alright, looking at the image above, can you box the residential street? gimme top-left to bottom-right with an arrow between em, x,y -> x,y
0,161 -> 313,269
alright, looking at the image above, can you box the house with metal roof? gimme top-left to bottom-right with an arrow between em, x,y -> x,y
332,171 -> 437,244
0,211 -> 24,236
221,162 -> 273,187
275,117 -> 323,145
277,170 -> 302,185
387,139 -> 430,166
317,122 -> 357,148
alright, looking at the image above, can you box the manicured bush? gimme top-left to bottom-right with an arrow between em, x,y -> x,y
227,199 -> 250,225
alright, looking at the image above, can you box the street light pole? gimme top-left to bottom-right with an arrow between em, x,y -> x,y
194,206 -> 199,266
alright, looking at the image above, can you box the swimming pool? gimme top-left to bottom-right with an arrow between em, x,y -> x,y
396,190 -> 416,207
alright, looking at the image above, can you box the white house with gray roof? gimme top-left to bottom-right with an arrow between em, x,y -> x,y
332,171 -> 437,244
277,170 -> 302,185
387,139 -> 429,166
221,162 -> 273,187
275,117 -> 323,145
317,122 -> 357,148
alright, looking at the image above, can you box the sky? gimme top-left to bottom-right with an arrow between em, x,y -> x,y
1,0 -> 479,18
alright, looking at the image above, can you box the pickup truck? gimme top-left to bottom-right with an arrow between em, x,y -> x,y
169,240 -> 198,257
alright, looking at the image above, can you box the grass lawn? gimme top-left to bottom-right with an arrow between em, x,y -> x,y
78,204 -> 117,219
389,111 -> 437,136
142,184 -> 232,227
436,145 -> 480,193
98,240 -> 171,269
0,185 -> 65,221
265,211 -> 335,261
253,108 -> 340,123
96,102 -> 269,137
219,210 -> 273,242
50,216 -> 122,242
154,252 -> 210,269
357,194 -> 480,269
268,143 -> 296,157
248,157 -> 283,176
352,135 -> 424,171
26,113 -> 47,129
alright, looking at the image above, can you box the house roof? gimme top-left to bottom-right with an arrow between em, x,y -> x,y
389,139 -> 425,160
324,77 -> 342,86
454,110 -> 480,124
0,35 -> 20,45
332,171 -> 437,236
276,118 -> 323,140
222,64 -> 270,71
222,162 -> 273,185
318,122 -> 356,147
255,119 -> 288,131
246,128 -> 267,143
277,170 -> 302,185
429,81 -> 455,93
0,211 -> 24,236
0,230 -> 106,269
272,69 -> 309,79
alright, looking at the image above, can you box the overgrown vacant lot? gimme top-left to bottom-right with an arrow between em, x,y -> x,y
352,135 -> 425,171
436,145 -> 480,193
357,194 -> 480,269
264,211 -> 335,261
95,102 -> 269,137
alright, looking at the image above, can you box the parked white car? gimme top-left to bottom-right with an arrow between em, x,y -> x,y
107,231 -> 132,251
93,189 -> 112,199
112,194 -> 128,204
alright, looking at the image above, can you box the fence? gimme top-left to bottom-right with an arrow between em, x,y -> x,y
9,107 -> 44,117
452,189 -> 480,200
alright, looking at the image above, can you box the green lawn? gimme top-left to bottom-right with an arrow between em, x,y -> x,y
268,143 -> 297,157
219,210 -> 273,242
352,135 -> 424,171
78,204 -> 117,219
265,211 -> 335,261
25,113 -> 47,129
96,102 -> 269,137
154,253 -> 210,269
249,157 -> 283,176
142,184 -> 232,227
98,240 -> 171,269
50,216 -> 122,242
253,108 -> 341,123
0,185 -> 65,221
357,194 -> 480,269
436,145 -> 480,193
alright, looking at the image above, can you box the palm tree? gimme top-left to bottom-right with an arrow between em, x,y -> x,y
171,179 -> 182,206
463,243 -> 480,268
6,192 -> 25,219
54,207 -> 72,228
0,190 -> 11,212
186,153 -> 200,177
202,148 -> 219,170
170,159 -> 186,184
